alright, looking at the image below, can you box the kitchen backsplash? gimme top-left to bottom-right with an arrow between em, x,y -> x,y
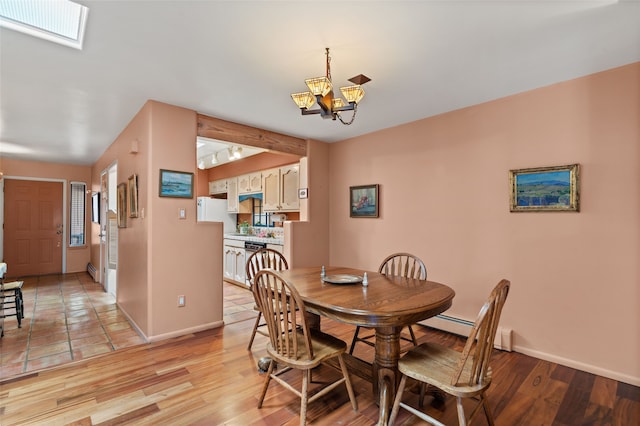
250,226 -> 284,239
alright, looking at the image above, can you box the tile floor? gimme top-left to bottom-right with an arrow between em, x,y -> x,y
0,273 -> 256,381
0,272 -> 145,380
221,281 -> 259,325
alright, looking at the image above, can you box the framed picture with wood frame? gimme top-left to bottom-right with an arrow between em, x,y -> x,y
117,182 -> 127,228
509,164 -> 580,212
350,184 -> 379,218
128,174 -> 138,218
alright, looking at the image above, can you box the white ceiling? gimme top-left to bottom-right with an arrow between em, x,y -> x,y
1,1 -> 639,166
196,137 -> 266,169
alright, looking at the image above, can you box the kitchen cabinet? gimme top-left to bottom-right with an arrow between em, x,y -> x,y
227,178 -> 238,213
262,164 -> 299,212
238,172 -> 262,194
209,179 -> 227,195
223,239 -> 246,286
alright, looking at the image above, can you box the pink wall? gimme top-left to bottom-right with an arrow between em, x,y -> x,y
0,158 -> 92,273
147,102 -> 222,339
287,140 -> 330,267
92,102 -> 152,332
327,63 -> 640,385
91,101 -> 222,340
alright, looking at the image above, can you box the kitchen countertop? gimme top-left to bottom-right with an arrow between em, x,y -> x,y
224,233 -> 284,245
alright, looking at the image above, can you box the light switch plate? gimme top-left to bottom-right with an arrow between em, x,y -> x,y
179,208 -> 186,219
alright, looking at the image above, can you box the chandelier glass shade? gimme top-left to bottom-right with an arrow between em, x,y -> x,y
290,48 -> 370,125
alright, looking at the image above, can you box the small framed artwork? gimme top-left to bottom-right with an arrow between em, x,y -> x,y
350,184 -> 379,218
159,169 -> 194,198
117,182 -> 127,228
128,174 -> 138,218
509,164 -> 580,212
298,188 -> 308,199
91,192 -> 100,224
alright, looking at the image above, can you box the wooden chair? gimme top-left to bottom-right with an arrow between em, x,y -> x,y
253,269 -> 358,426
245,248 -> 289,350
349,253 -> 427,355
389,279 -> 511,426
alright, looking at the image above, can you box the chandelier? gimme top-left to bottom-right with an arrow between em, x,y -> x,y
291,48 -> 371,125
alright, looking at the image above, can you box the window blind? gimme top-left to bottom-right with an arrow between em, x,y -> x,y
70,182 -> 86,246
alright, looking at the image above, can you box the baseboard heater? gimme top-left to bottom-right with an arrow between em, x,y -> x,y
419,314 -> 513,351
87,263 -> 98,282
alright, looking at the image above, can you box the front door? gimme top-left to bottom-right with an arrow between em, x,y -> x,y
3,179 -> 64,276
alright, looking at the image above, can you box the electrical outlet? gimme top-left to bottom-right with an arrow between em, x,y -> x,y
178,295 -> 185,307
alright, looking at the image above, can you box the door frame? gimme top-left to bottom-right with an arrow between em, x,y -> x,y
0,176 -> 68,273
100,162 -> 118,297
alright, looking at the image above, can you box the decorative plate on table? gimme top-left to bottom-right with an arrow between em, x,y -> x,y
322,274 -> 363,285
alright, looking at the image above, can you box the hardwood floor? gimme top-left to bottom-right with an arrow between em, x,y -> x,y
0,280 -> 638,425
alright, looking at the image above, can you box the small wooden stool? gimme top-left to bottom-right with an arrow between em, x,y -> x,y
1,280 -> 25,329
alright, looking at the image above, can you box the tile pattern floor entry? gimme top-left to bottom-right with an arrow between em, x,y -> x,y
0,272 -> 145,380
1,273 -> 257,381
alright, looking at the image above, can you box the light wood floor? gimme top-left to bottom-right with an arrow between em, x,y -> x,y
0,280 -> 638,425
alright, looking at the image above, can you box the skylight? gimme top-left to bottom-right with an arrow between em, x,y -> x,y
0,0 -> 88,50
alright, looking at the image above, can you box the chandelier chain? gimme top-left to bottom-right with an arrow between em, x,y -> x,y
325,47 -> 332,81
337,104 -> 357,125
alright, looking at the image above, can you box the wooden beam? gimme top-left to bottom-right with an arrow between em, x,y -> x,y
197,114 -> 307,157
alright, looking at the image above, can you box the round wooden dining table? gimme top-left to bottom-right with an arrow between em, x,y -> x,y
277,266 -> 456,426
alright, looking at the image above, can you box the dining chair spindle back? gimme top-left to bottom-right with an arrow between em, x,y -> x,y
388,279 -> 511,426
349,253 -> 427,355
253,269 -> 358,426
245,248 -> 288,350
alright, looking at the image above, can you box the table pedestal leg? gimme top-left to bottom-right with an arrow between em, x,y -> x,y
304,311 -> 321,330
374,326 -> 401,426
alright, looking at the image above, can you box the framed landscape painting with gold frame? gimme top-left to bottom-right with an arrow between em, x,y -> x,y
509,164 -> 580,212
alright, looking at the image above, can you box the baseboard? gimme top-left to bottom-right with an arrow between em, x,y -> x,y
419,314 -> 513,351
513,344 -> 640,387
145,321 -> 225,343
116,305 -> 148,343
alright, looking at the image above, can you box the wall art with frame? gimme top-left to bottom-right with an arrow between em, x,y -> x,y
350,184 -> 379,218
509,164 -> 580,212
128,174 -> 138,218
159,169 -> 194,198
117,182 -> 127,228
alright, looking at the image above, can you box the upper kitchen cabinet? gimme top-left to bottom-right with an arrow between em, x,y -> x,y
263,164 -> 299,212
227,178 -> 238,212
209,179 -> 227,195
238,172 -> 262,195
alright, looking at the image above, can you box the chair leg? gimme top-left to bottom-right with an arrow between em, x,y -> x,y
247,311 -> 263,350
338,354 -> 358,411
15,289 -> 23,327
300,369 -> 309,426
349,326 -> 361,355
407,325 -> 417,346
418,382 -> 426,408
388,374 -> 408,425
257,357 -> 275,408
456,396 -> 467,426
480,393 -> 495,426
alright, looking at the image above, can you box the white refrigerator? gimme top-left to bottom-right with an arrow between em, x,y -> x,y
197,197 -> 237,232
